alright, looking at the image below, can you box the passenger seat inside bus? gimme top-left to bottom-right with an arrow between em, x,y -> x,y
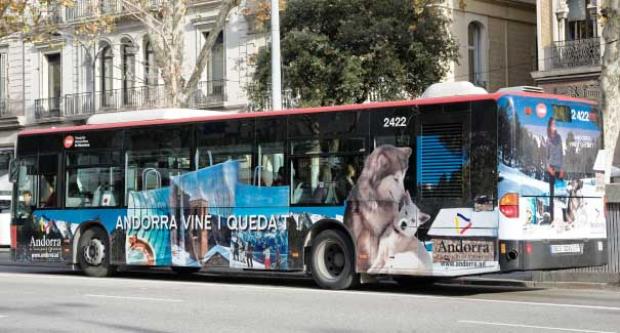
93,185 -> 117,207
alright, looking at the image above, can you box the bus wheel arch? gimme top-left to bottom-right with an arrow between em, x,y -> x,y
304,220 -> 358,289
73,222 -> 114,277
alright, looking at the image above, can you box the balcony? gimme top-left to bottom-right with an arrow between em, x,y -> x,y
45,6 -> 64,24
188,80 -> 227,108
65,0 -> 162,21
546,37 -> 601,71
35,81 -> 227,121
34,97 -> 63,120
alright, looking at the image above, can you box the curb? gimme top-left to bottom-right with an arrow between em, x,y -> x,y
454,277 -> 620,291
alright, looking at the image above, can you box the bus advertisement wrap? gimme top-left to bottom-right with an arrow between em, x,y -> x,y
498,96 -> 605,240
15,152 -> 498,276
10,91 -> 607,287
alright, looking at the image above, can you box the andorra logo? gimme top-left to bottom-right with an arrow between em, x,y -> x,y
454,213 -> 472,235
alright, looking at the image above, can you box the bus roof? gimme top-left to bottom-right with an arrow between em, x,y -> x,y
19,91 -> 596,136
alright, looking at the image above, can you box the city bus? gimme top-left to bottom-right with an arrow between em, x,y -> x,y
9,83 -> 607,289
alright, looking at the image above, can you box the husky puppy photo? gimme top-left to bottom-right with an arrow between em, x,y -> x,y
345,144 -> 413,269
369,193 -> 431,272
563,179 -> 585,228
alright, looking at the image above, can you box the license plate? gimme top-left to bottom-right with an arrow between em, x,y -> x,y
550,244 -> 583,254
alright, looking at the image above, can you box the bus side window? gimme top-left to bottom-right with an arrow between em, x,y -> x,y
125,127 -> 192,202
38,154 -> 58,208
289,137 -> 364,205
65,151 -> 123,208
197,120 -> 254,184
290,156 -> 362,205
255,117 -> 287,187
14,157 -> 37,217
256,143 -> 285,187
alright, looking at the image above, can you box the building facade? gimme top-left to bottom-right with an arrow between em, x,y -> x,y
442,0 -> 538,92
0,0 -> 269,151
0,0 -> 538,183
532,0 -> 602,101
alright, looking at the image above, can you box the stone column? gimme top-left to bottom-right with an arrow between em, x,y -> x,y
556,1 -> 569,42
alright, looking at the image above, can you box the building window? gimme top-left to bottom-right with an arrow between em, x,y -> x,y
468,21 -> 483,87
144,39 -> 157,86
45,53 -> 61,113
121,38 -> 136,106
202,31 -> 225,96
100,42 -> 113,107
566,0 -> 596,40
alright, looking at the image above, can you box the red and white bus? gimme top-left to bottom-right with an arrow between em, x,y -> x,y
10,84 -> 607,289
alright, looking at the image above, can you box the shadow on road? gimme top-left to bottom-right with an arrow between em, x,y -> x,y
34,266 -> 541,297
0,254 -> 540,297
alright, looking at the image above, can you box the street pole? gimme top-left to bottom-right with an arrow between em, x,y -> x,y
270,0 -> 282,110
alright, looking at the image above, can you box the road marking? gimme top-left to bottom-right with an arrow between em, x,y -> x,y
0,315 -> 6,319
459,320 -> 616,333
1,272 -> 619,312
84,294 -> 183,303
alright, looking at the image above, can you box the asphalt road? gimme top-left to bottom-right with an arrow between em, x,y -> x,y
0,250 -> 619,333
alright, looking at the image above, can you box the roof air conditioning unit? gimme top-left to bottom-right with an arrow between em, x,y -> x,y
421,81 -> 488,99
497,86 -> 544,94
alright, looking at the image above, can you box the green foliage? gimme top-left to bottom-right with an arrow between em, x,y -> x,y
250,0 -> 459,108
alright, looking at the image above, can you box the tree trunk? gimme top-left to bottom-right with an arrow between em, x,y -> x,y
600,0 -> 620,182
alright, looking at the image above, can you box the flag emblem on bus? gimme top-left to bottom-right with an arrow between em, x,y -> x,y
454,213 -> 472,235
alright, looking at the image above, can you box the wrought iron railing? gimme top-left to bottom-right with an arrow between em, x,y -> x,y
64,91 -> 95,117
64,86 -> 171,116
546,37 -> 601,70
48,81 -> 228,120
188,80 -> 227,108
34,97 -> 63,120
245,83 -> 300,112
65,0 -> 162,21
44,6 -> 64,24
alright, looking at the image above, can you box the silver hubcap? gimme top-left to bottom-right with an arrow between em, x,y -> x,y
83,238 -> 105,266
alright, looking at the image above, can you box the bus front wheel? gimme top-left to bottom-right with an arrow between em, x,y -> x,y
310,229 -> 357,290
78,227 -> 114,277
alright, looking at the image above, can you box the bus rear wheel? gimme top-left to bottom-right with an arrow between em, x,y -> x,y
310,229 -> 357,290
78,227 -> 113,278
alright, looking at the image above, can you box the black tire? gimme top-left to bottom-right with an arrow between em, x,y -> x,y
78,227 -> 114,277
171,266 -> 201,276
310,229 -> 358,290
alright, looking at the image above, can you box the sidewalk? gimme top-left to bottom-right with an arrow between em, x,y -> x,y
456,271 -> 620,291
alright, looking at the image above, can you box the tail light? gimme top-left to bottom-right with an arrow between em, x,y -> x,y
499,193 -> 519,218
525,242 -> 533,254
10,225 -> 16,249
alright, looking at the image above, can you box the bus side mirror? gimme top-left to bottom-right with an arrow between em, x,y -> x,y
9,159 -> 18,183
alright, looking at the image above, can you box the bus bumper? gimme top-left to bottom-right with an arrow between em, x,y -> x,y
499,239 -> 608,271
